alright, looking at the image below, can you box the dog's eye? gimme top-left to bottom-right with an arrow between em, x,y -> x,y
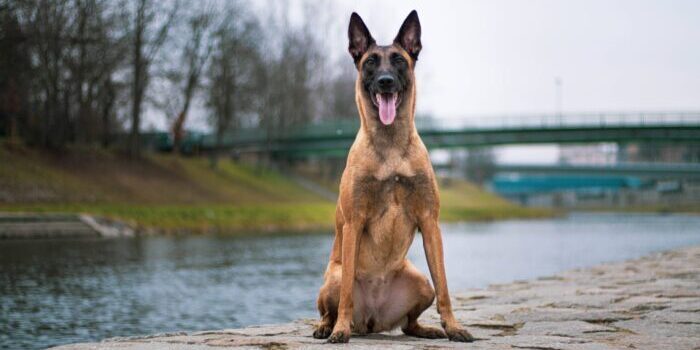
365,56 -> 377,67
391,55 -> 406,65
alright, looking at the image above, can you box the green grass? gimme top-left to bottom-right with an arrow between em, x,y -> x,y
438,178 -> 554,221
0,144 -> 553,234
581,205 -> 700,215
2,203 -> 336,234
0,145 -> 334,233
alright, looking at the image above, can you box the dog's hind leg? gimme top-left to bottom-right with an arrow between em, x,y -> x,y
402,297 -> 446,339
314,209 -> 345,339
394,261 -> 447,339
369,260 -> 446,338
314,262 -> 340,339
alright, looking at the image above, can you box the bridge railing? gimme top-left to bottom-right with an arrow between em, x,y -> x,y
201,111 -> 700,149
417,111 -> 700,130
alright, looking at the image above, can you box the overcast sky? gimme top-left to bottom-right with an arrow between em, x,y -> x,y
181,1 -> 700,163
330,0 -> 700,118
321,0 -> 700,163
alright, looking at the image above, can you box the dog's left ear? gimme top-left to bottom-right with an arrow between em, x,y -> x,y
394,10 -> 422,61
348,12 -> 375,65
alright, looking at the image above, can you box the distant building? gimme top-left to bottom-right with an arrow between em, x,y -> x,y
558,143 -> 618,165
491,174 -> 700,209
618,143 -> 700,163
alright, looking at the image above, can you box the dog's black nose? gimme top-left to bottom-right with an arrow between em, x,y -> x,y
377,75 -> 395,89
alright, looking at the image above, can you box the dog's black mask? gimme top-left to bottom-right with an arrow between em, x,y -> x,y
348,11 -> 421,125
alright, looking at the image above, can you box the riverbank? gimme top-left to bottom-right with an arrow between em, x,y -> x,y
0,212 -> 134,239
0,146 -> 550,234
51,244 -> 700,349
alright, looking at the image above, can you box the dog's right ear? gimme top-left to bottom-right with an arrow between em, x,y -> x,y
394,10 -> 421,60
348,12 -> 375,66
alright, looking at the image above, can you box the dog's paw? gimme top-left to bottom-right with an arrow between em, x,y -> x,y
313,324 -> 332,339
446,327 -> 474,342
327,329 -> 350,343
421,327 -> 448,339
403,324 -> 447,339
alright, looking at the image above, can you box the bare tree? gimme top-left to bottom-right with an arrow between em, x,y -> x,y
255,2 -> 327,145
128,0 -> 178,156
69,0 -> 129,145
256,1 -> 355,131
22,0 -> 74,147
153,4 -> 215,154
326,63 -> 357,120
0,1 -> 31,144
1,0 -> 357,158
1,0 -> 129,148
465,147 -> 496,186
205,4 -> 262,166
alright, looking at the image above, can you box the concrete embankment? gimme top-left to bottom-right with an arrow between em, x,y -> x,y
0,213 -> 133,239
51,245 -> 700,349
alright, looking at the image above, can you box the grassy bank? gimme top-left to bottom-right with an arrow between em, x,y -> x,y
0,145 -> 551,234
438,178 -> 553,221
2,203 -> 336,233
581,205 -> 700,216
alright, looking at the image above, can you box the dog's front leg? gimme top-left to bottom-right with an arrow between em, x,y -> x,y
328,222 -> 362,343
419,216 -> 474,342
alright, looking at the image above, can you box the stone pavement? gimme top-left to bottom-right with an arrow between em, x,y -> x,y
52,246 -> 700,350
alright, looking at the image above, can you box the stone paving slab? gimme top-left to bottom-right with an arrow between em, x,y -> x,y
51,245 -> 700,350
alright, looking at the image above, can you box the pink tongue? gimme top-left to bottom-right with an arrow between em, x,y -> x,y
377,93 -> 397,125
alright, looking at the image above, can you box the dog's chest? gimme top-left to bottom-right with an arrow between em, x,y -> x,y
353,172 -> 433,273
353,171 -> 433,219
374,153 -> 415,180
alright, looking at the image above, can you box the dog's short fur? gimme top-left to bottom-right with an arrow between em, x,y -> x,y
313,11 -> 473,344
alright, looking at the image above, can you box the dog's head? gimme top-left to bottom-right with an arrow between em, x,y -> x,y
348,11 -> 421,126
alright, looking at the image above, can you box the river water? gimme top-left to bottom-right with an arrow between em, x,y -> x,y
2,212 -> 699,349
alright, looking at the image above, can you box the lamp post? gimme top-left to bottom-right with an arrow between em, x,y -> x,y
555,77 -> 563,125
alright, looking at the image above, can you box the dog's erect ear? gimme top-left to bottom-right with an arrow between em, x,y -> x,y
394,10 -> 422,60
348,12 -> 375,65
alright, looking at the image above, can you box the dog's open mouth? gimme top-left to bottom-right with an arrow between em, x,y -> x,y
371,92 -> 401,125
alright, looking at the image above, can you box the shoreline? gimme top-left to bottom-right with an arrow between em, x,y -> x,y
0,147 -> 554,236
0,205 -> 553,238
4,205 -> 698,239
50,244 -> 700,349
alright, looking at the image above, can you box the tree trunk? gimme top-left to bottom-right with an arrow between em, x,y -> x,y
172,110 -> 186,154
130,80 -> 142,156
130,0 -> 145,157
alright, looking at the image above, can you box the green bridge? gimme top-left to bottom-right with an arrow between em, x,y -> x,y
192,111 -> 700,158
493,162 -> 700,179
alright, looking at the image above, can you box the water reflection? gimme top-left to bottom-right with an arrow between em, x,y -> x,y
2,212 -> 699,349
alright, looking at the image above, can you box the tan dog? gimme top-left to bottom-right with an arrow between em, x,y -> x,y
313,11 -> 474,344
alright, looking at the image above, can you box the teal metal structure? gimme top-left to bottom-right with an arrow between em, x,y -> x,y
198,112 -> 700,157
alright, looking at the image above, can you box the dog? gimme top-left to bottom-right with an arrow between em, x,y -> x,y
313,11 -> 474,344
